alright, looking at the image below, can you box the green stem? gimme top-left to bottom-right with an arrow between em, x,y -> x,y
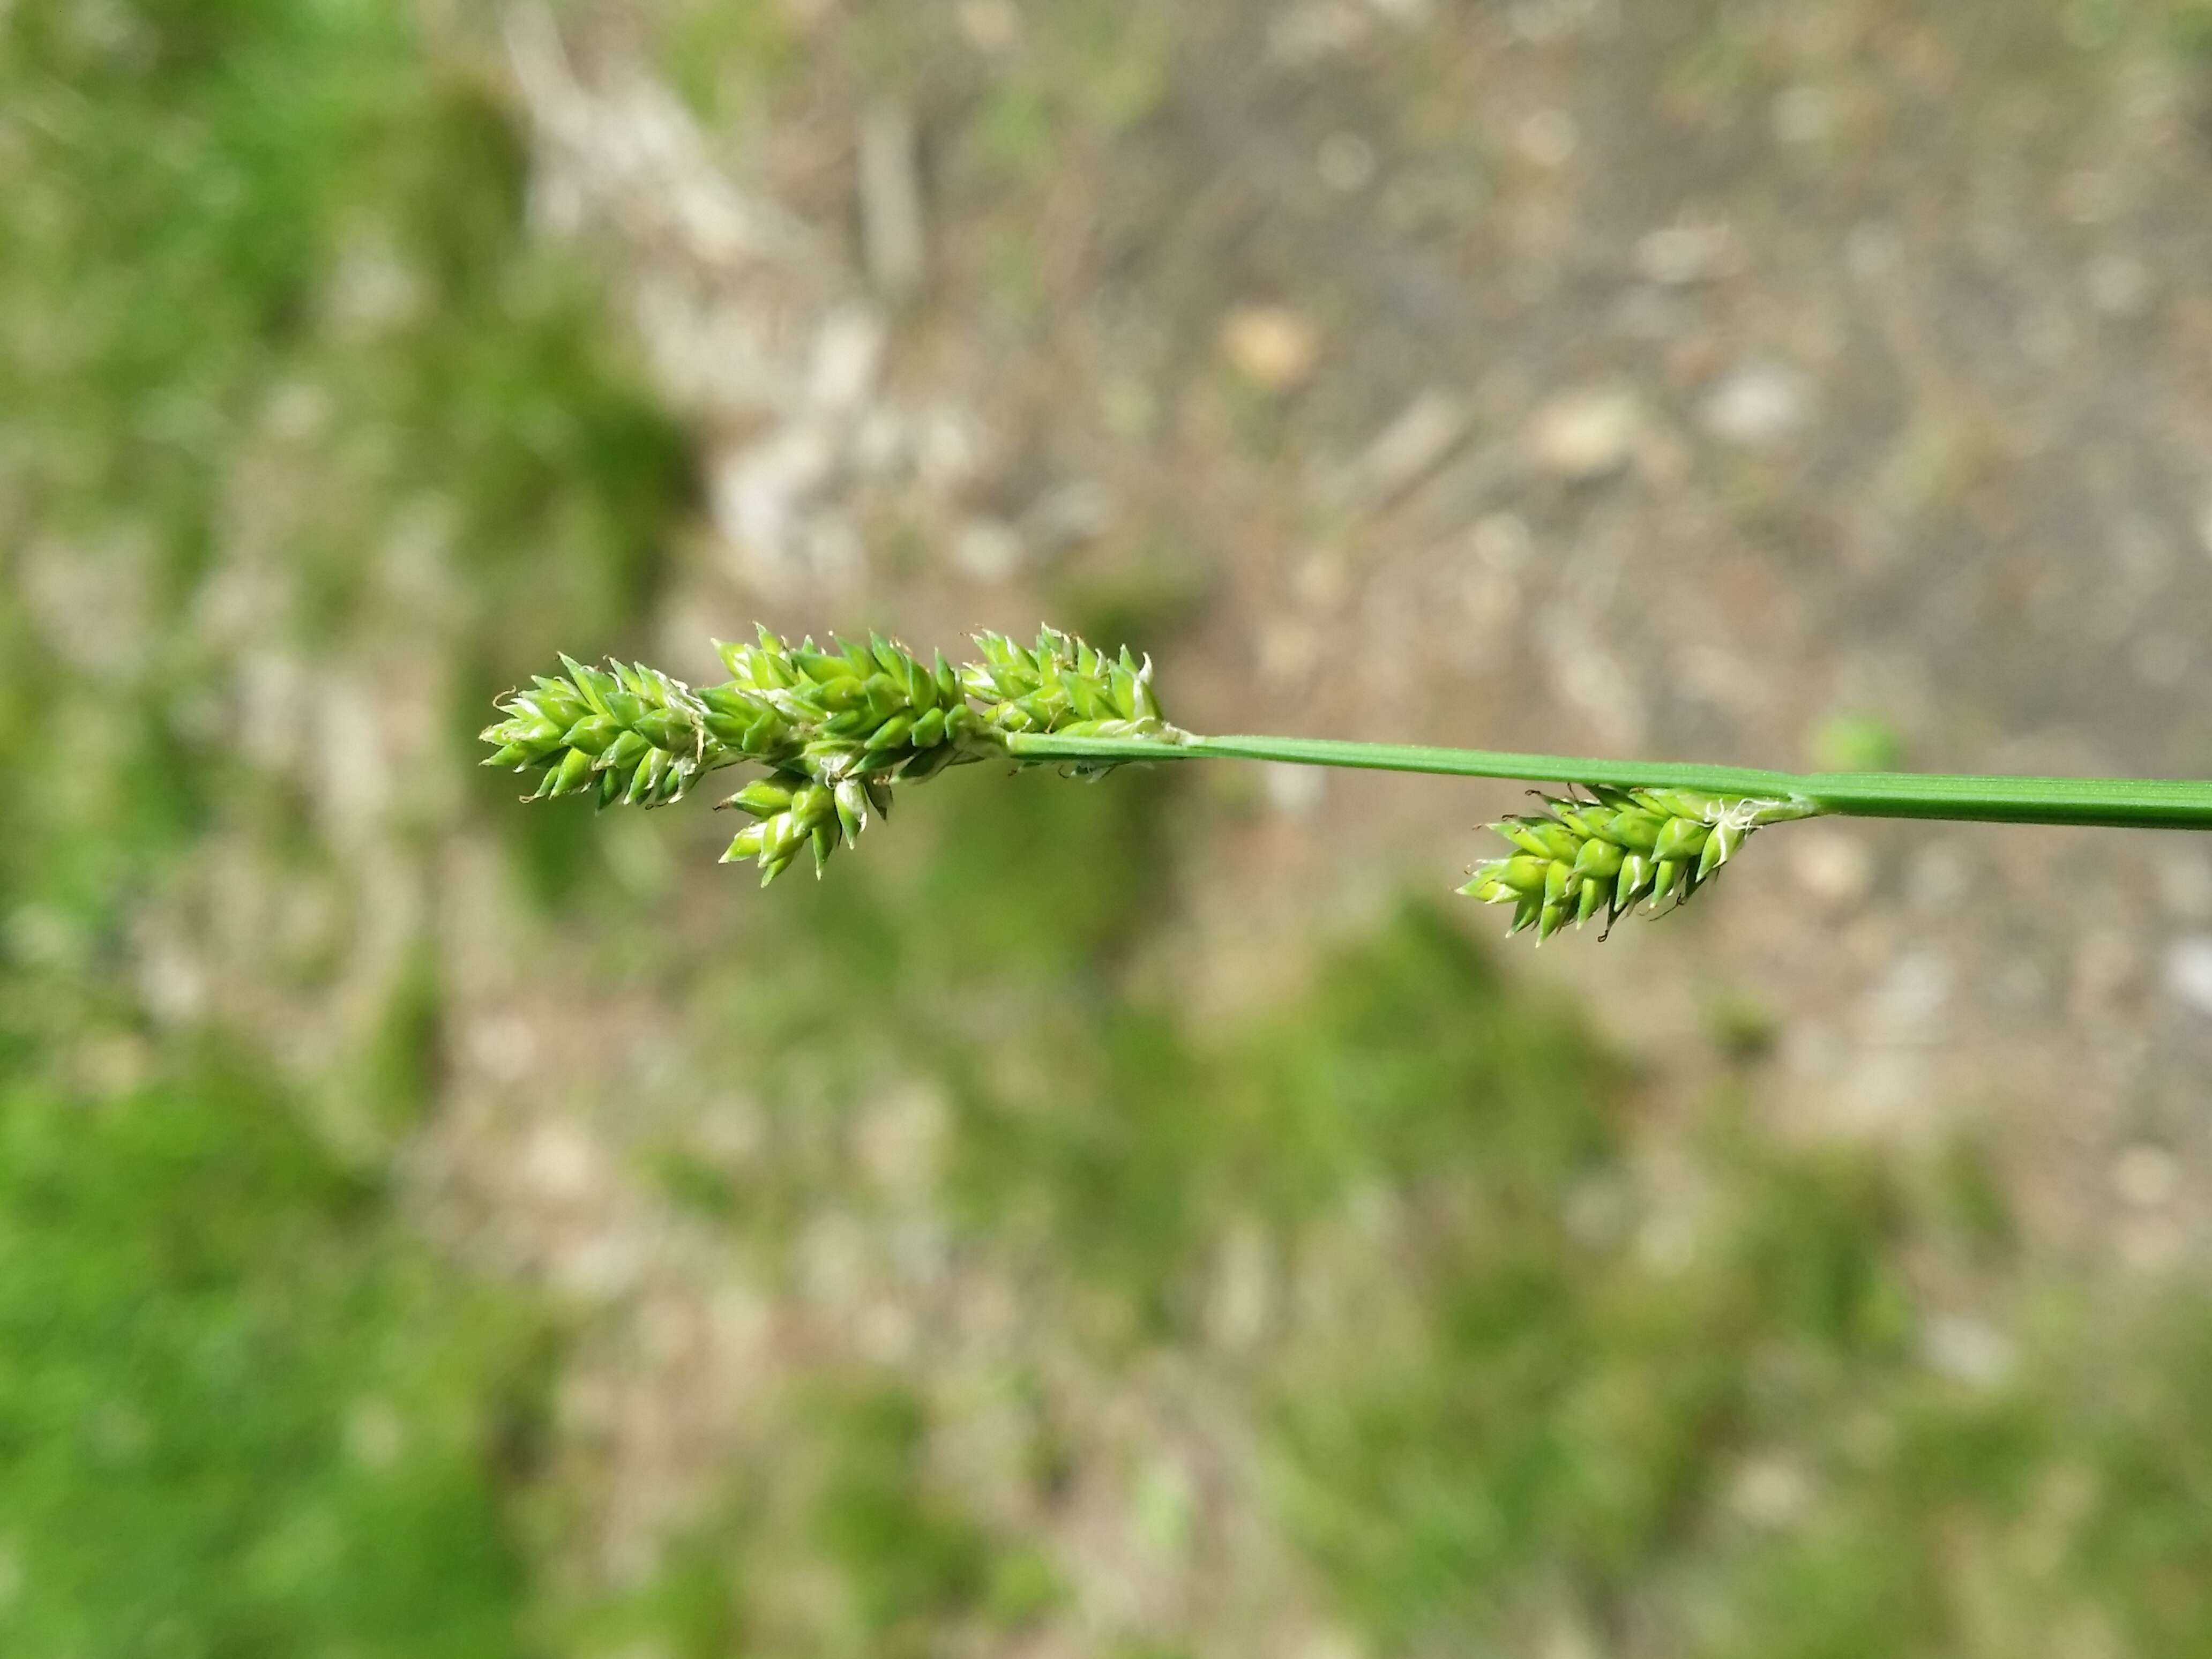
1003,732 -> 2212,833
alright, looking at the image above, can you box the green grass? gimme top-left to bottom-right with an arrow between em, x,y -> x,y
0,1050 -> 549,1657
0,0 -> 696,1014
0,1 -> 682,1649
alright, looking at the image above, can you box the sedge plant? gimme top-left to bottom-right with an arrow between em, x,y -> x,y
484,625 -> 2212,941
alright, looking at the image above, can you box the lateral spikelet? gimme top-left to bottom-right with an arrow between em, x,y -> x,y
480,656 -> 719,810
1459,784 -> 1813,942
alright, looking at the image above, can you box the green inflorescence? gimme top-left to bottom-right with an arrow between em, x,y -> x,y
480,656 -> 720,810
1460,785 -> 1817,942
487,624 -> 1848,933
485,625 -> 1837,930
701,629 -> 985,882
482,626 -> 1186,884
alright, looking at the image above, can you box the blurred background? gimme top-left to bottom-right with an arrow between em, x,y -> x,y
8,0 -> 2212,1653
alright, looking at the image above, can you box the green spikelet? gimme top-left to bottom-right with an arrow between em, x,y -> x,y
716,776 -> 846,886
491,627 -> 1014,886
714,766 -> 900,886
480,656 -> 724,809
1459,784 -> 1815,941
961,626 -> 1184,773
698,628 -> 988,884
701,626 -> 982,788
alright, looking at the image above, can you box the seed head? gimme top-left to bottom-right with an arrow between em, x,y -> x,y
486,623 -> 1183,885
714,773 -> 895,885
962,626 -> 1183,773
700,626 -> 983,787
480,656 -> 722,809
1460,784 -> 1815,941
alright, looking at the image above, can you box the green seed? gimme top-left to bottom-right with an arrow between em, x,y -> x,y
833,779 -> 868,846
1571,838 -> 1625,881
1615,854 -> 1653,911
545,745 -> 593,798
1650,816 -> 1710,863
561,715 -> 622,755
864,713 -> 914,752
727,779 -> 796,818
